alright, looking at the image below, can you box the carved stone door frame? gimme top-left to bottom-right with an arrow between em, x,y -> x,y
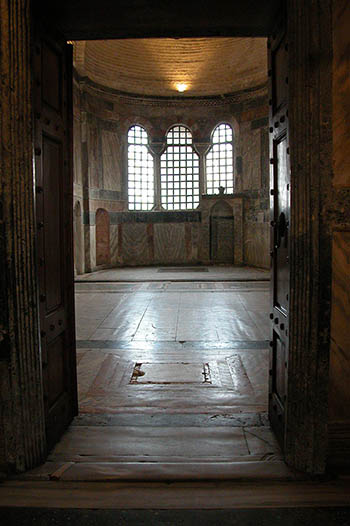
0,0 -> 332,474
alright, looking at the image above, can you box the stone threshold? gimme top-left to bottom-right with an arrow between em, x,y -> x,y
1,479 -> 349,509
15,460 -> 297,483
75,278 -> 270,283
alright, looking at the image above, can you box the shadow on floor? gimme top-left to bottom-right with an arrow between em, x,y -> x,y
2,507 -> 350,526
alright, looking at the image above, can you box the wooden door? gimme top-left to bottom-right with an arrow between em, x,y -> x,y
268,28 -> 290,448
33,30 -> 78,451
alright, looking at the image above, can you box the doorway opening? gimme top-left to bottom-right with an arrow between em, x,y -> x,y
29,36 -> 289,481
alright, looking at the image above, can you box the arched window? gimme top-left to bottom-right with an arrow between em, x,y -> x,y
160,125 -> 200,210
127,125 -> 154,210
206,123 -> 234,194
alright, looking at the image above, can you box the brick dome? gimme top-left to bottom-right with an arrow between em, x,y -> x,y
73,37 -> 267,97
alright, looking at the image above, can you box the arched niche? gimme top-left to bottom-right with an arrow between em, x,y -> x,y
96,208 -> 111,266
210,200 -> 234,263
73,201 -> 83,275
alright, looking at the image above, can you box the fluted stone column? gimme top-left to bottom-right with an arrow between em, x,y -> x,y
0,0 -> 46,472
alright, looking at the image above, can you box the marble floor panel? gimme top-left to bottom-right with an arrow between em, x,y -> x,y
76,347 -> 268,414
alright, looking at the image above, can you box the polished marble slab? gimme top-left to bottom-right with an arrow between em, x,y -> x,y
48,426 -> 249,461
75,281 -> 270,343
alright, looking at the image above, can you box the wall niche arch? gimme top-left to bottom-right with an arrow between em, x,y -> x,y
210,200 -> 234,263
96,208 -> 111,266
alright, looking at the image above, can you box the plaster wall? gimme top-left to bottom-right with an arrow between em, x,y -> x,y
72,77 -> 270,271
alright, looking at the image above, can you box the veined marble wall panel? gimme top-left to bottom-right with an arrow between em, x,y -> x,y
84,225 -> 96,271
242,124 -> 261,191
191,222 -> 200,261
101,129 -> 122,192
96,209 -> 111,265
198,203 -> 211,262
122,223 -> 150,265
329,231 -> 350,422
90,226 -> 96,269
154,223 -> 185,264
74,201 -> 84,275
332,0 -> 350,187
110,224 -> 119,266
232,200 -> 244,265
244,222 -> 270,269
87,119 -> 101,188
73,117 -> 82,185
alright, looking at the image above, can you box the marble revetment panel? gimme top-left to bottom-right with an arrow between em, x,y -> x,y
73,117 -> 82,185
87,121 -> 102,188
244,223 -> 270,269
122,223 -> 150,265
242,125 -> 261,191
101,129 -> 122,191
154,223 -> 186,264
109,224 -> 119,266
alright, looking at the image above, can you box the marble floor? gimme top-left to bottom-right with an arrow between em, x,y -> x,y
20,271 -> 283,482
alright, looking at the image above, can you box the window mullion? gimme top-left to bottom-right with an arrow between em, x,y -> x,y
153,148 -> 161,210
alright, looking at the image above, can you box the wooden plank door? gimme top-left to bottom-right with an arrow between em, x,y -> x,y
268,28 -> 290,448
33,30 -> 78,451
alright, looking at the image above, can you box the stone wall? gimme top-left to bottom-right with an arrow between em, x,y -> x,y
73,75 -> 270,271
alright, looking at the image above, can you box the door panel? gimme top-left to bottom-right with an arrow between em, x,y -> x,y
268,29 -> 290,448
33,29 -> 77,451
42,136 -> 63,310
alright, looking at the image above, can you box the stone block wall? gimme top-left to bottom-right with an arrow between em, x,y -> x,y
72,75 -> 270,271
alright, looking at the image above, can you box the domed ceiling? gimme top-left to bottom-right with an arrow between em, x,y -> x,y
73,38 -> 267,97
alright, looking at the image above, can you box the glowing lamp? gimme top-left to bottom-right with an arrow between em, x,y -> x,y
176,83 -> 188,93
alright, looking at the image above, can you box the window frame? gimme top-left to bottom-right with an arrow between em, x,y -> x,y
160,124 -> 200,211
205,122 -> 234,195
127,124 -> 155,211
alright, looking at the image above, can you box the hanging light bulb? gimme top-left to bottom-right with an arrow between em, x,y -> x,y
176,83 -> 188,93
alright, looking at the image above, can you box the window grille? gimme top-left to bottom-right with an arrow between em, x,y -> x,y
160,125 -> 200,210
128,125 -> 154,210
206,123 -> 234,194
